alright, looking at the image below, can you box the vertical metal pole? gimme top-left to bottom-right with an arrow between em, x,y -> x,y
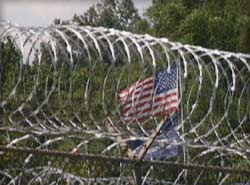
134,164 -> 142,185
0,42 -> 4,96
178,57 -> 187,183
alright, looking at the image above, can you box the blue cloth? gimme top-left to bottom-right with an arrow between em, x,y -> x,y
127,112 -> 180,160
161,111 -> 178,131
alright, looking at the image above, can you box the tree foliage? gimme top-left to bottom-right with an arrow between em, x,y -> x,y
145,0 -> 250,53
55,0 -> 139,31
54,0 -> 250,53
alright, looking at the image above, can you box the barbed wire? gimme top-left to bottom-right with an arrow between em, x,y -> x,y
0,20 -> 250,184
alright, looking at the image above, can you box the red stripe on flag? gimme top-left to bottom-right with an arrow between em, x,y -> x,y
119,78 -> 154,99
124,99 -> 178,118
123,91 -> 178,114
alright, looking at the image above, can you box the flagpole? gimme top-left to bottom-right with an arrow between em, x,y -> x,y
178,56 -> 187,182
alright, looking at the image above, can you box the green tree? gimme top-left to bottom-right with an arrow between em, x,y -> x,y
146,0 -> 187,39
71,0 -> 140,30
145,0 -> 250,53
179,9 -> 210,47
239,16 -> 250,53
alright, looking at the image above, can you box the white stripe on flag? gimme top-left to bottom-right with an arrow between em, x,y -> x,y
123,88 -> 177,110
124,91 -> 178,116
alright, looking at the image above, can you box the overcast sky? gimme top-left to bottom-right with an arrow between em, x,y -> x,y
0,0 -> 152,27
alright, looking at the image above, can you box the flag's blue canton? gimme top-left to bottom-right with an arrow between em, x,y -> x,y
155,66 -> 177,94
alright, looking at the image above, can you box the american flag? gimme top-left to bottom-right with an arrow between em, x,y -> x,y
119,66 -> 178,123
